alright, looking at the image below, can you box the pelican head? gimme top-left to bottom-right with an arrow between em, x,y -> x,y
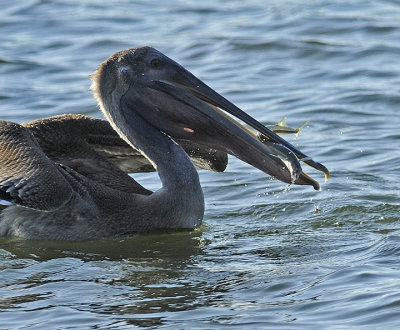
91,46 -> 328,190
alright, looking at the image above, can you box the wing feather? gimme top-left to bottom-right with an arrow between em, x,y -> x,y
0,121 -> 73,210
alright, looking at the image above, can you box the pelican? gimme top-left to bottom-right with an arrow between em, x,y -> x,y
0,46 -> 328,240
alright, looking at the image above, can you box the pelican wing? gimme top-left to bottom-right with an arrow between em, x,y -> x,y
88,133 -> 228,174
0,121 -> 73,210
23,114 -> 152,195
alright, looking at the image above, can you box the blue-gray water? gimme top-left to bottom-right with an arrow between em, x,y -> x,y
1,0 -> 400,328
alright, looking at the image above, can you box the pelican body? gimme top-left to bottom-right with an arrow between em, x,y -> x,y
0,47 -> 328,240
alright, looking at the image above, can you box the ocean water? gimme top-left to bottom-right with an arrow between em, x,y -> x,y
1,0 -> 400,328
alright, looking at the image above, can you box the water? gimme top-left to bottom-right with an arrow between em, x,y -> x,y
1,0 -> 400,328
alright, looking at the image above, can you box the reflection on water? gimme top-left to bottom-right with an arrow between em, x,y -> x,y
1,0 -> 400,328
0,232 -> 205,327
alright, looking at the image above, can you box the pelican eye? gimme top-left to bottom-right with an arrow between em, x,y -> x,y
150,58 -> 162,69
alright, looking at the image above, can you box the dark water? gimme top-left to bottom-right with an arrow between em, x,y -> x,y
1,0 -> 400,328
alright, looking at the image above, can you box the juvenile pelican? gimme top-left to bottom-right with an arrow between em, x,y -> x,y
0,47 -> 328,240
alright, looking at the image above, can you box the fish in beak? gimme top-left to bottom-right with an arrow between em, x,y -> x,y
108,47 -> 329,190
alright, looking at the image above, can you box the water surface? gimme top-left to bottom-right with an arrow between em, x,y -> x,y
1,0 -> 400,328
